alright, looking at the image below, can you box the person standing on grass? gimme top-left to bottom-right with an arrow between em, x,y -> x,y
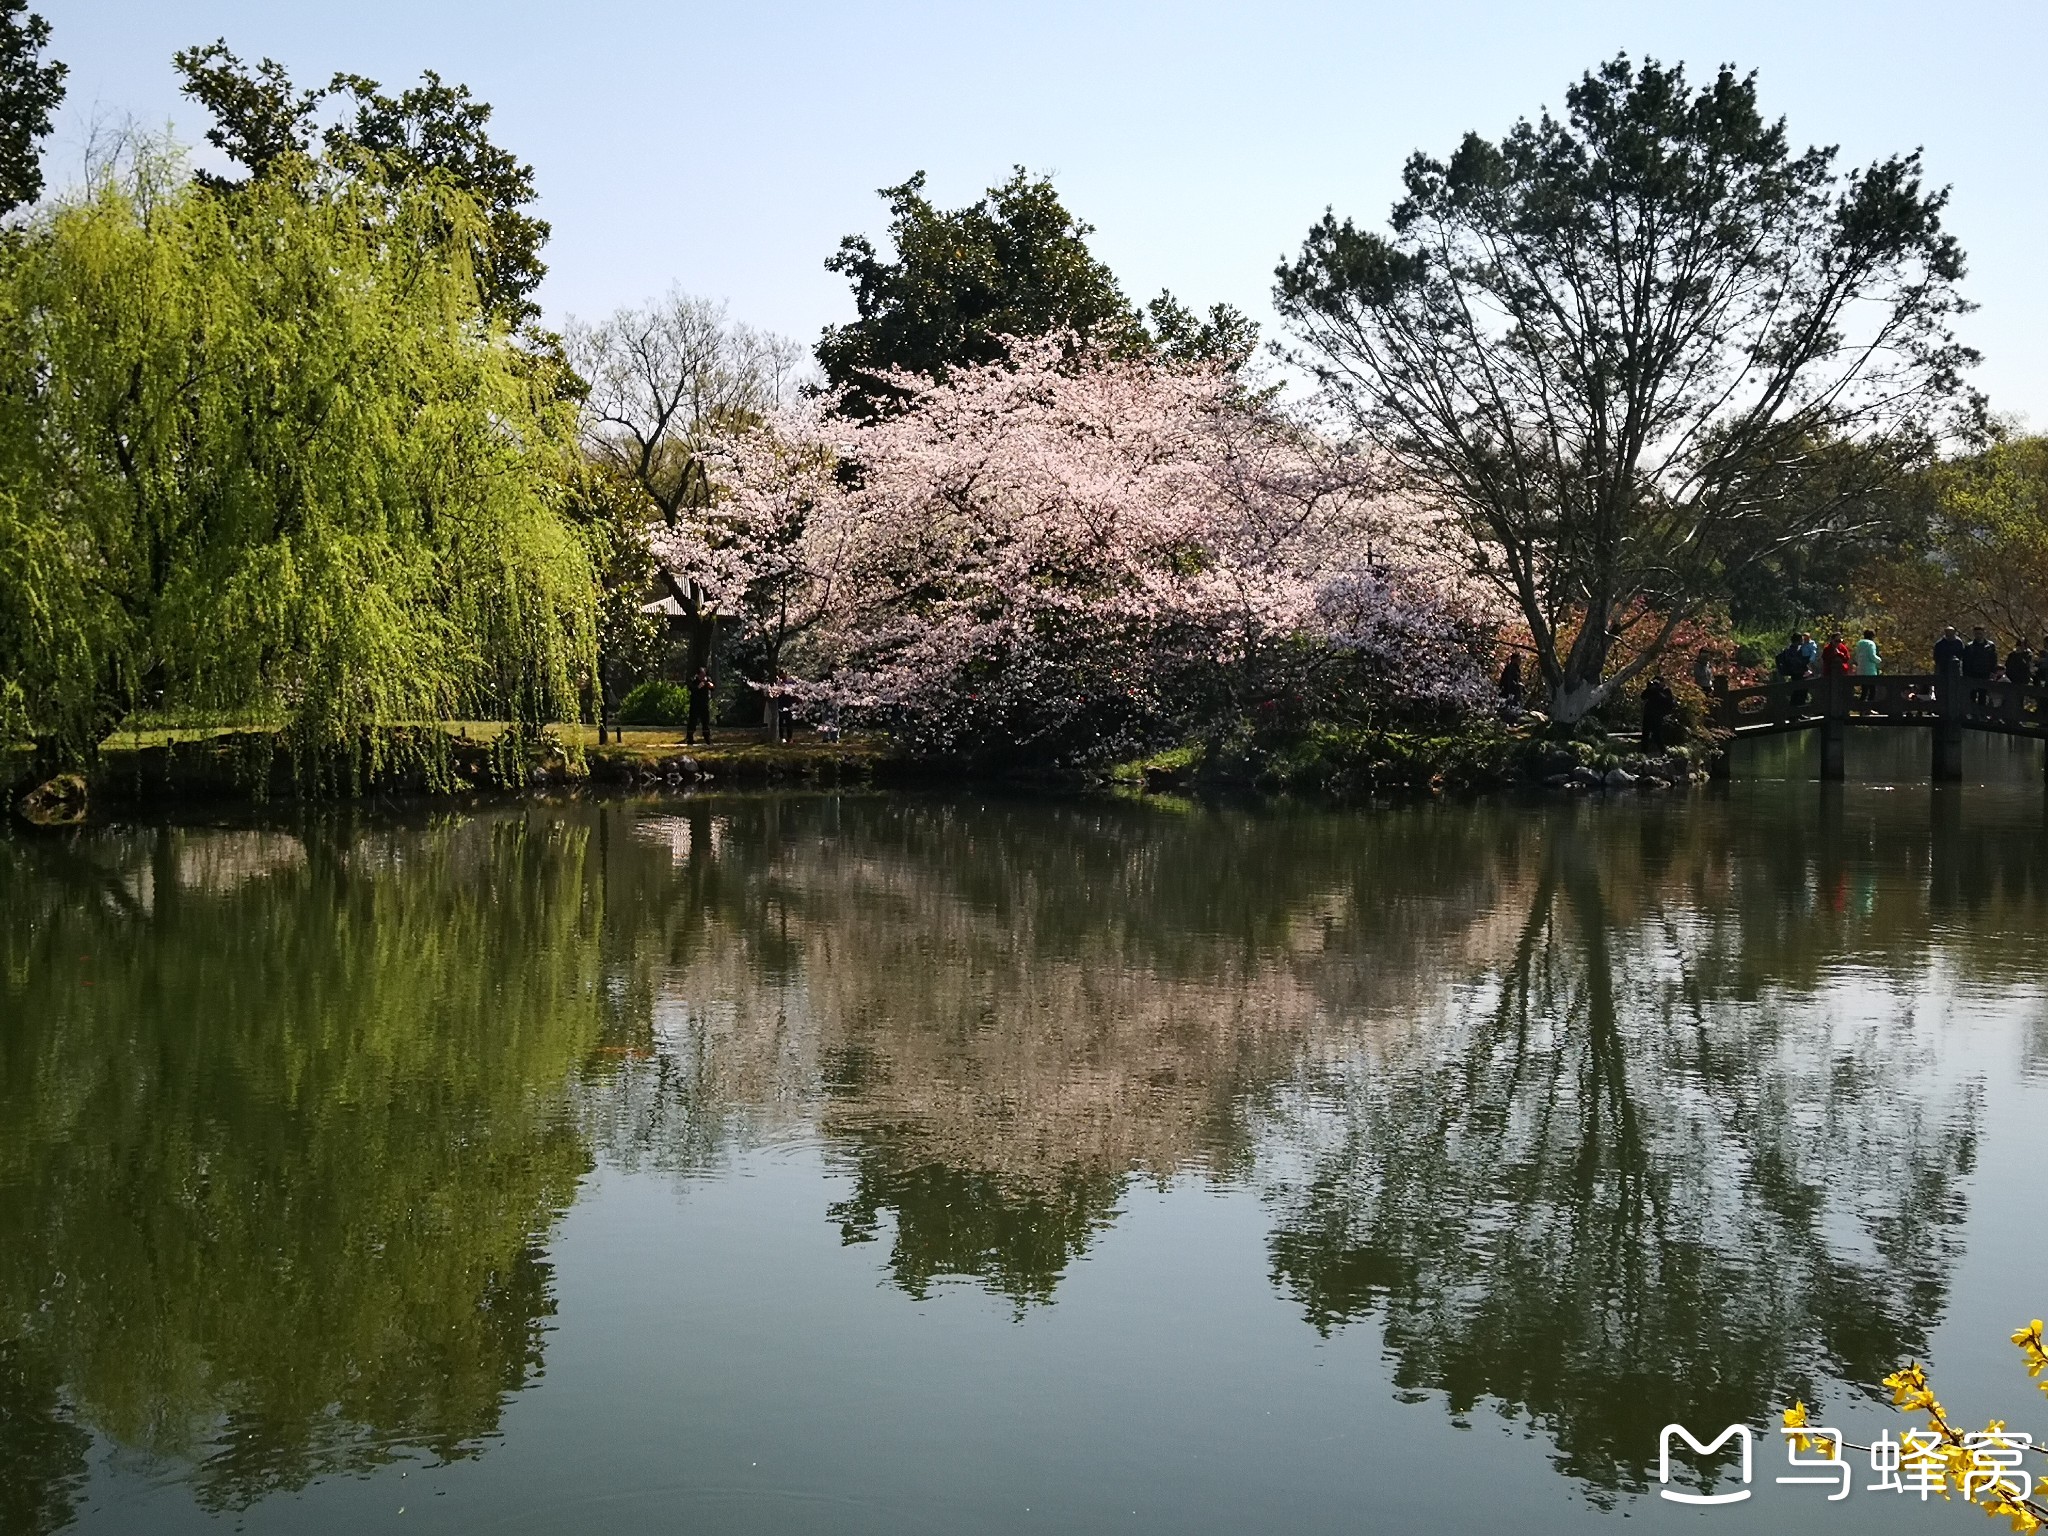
769,672 -> 797,744
685,665 -> 715,745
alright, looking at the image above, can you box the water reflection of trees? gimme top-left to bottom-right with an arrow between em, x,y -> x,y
634,796 -> 1526,1304
1,786 -> 2037,1523
1262,802 -> 1995,1498
626,790 -> 2018,1500
0,816 -> 624,1531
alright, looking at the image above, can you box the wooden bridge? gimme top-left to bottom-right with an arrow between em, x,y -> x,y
1713,665 -> 2048,781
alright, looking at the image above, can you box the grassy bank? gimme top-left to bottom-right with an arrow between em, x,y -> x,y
5,723 -> 910,824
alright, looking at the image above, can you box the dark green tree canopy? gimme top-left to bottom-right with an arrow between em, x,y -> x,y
0,1 -> 64,216
1145,290 -> 1261,372
169,41 -> 321,187
818,169 -> 1146,414
173,41 -> 549,323
817,169 -> 1258,416
326,69 -> 549,325
1277,54 -> 1975,723
1720,432 -> 1930,629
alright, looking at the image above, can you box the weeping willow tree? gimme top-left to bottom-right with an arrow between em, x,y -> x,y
0,144 -> 595,776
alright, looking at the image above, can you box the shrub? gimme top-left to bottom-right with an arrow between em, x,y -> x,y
617,680 -> 690,727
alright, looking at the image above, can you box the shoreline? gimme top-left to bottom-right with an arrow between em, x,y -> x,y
6,719 -> 1718,828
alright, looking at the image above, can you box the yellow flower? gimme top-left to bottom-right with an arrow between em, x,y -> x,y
2016,1321 -> 2048,1388
1985,1488 -> 2043,1535
1781,1400 -> 1824,1455
1886,1363 -> 1938,1412
1944,1441 -> 1975,1485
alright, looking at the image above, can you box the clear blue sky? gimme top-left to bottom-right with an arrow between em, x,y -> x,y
44,0 -> 2048,423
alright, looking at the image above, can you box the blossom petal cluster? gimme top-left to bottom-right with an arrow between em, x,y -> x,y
657,338 -> 1489,760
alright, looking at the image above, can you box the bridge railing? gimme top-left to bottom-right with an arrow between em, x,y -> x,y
1712,671 -> 2048,737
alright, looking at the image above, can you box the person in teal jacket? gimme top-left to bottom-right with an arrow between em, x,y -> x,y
1852,630 -> 1881,675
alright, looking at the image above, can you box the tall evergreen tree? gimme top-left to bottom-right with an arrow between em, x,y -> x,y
0,1 -> 64,216
1278,56 -> 1975,723
172,41 -> 549,323
817,169 -> 1147,417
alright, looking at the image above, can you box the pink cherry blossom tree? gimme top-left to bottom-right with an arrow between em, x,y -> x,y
649,409 -> 854,736
660,339 -> 1490,761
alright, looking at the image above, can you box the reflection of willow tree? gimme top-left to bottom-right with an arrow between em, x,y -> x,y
0,1338 -> 90,1536
1264,807 -> 1984,1499
0,815 -> 630,1531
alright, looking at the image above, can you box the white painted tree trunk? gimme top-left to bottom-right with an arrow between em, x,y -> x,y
1548,678 -> 1610,726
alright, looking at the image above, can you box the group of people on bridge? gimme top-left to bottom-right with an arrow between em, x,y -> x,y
1770,625 -> 2048,689
1771,628 -> 1883,682
1494,618 -> 2048,756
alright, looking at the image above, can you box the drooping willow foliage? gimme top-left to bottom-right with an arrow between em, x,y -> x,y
0,145 -> 596,773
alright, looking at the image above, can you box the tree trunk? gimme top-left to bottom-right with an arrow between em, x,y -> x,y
1547,678 -> 1611,726
682,613 -> 717,678
1546,602 -> 1616,726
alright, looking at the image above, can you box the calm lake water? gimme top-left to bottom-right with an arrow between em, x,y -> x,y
5,753 -> 2047,1534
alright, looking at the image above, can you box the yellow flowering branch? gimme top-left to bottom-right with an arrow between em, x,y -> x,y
1782,1323 -> 2048,1534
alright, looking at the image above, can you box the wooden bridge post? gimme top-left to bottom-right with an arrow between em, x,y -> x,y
1820,673 -> 1847,781
1934,659 -> 1964,781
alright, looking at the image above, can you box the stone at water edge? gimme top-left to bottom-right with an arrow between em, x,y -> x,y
1603,767 -> 1638,788
17,773 -> 88,827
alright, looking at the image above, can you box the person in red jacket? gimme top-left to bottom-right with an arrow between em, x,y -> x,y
1820,631 -> 1852,677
